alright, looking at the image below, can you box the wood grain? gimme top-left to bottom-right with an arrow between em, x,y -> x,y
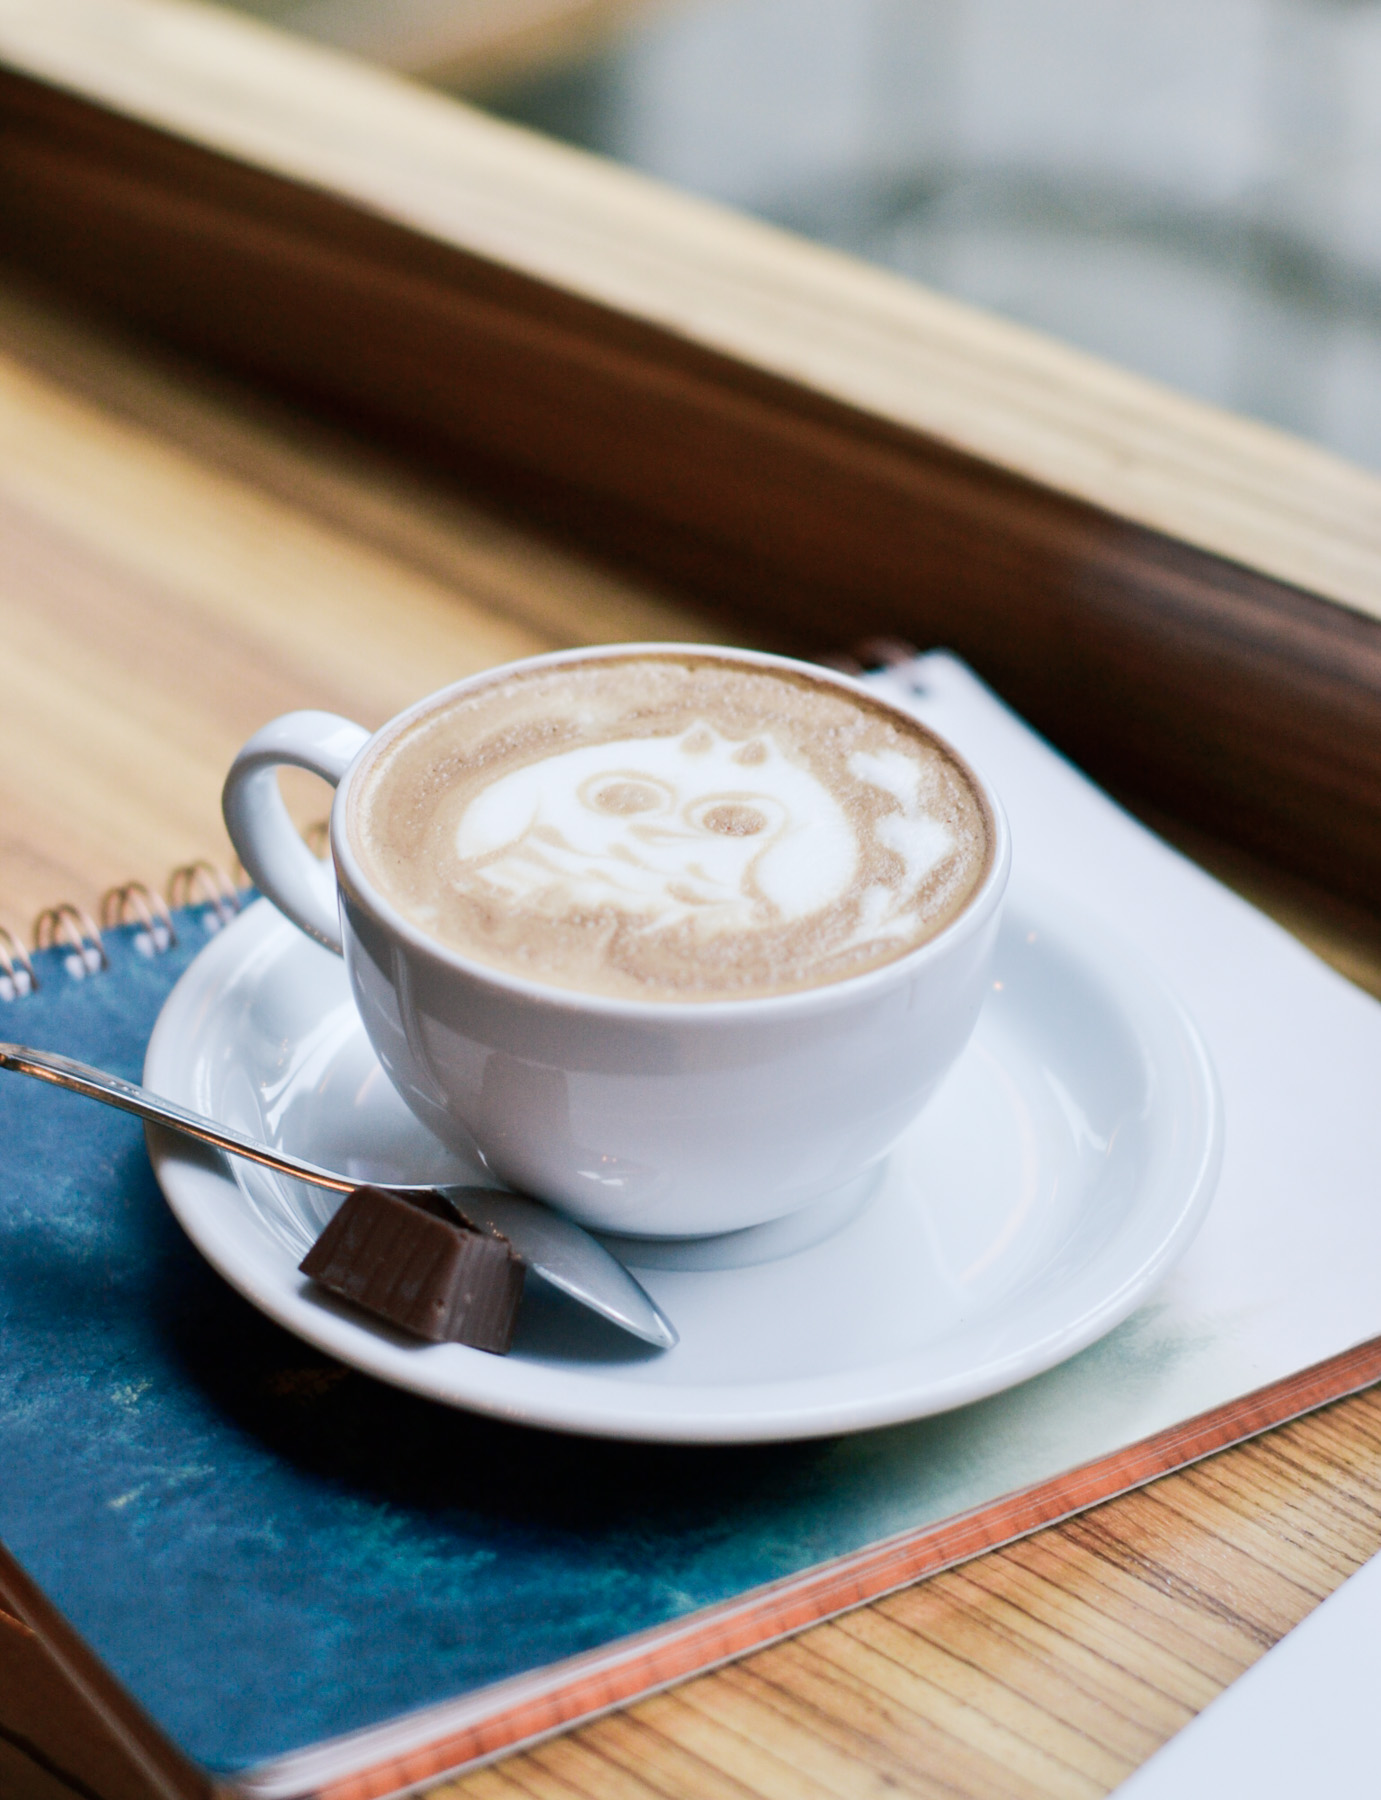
0,13 -> 1380,1794
2,274 -> 1375,995
429,1391 -> 1381,1800
0,277 -> 720,936
243,1340 -> 1381,1800
3,0 -> 1380,625
1,271 -> 1379,1800
1,0 -> 1380,911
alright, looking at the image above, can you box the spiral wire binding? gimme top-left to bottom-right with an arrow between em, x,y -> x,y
167,860 -> 242,930
33,904 -> 108,979
102,881 -> 177,955
0,925 -> 37,1001
2,863 -> 243,1000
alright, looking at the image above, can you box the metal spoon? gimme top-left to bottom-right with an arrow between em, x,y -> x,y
0,1042 -> 677,1349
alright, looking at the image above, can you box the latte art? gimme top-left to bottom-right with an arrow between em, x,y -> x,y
351,654 -> 991,1001
454,725 -> 863,934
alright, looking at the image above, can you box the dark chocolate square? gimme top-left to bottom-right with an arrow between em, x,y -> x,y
301,1186 -> 524,1353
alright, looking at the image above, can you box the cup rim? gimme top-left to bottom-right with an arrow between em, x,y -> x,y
330,643 -> 1011,1020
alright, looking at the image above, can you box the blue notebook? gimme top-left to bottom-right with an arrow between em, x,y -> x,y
1,907 -> 878,1774
5,655 -> 1381,1800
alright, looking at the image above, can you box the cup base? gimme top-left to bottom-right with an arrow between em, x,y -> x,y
595,1162 -> 885,1271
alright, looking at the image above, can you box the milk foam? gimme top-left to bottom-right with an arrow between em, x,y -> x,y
352,654 -> 990,1002
454,724 -> 863,935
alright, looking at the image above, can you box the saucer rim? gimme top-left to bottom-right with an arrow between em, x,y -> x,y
144,890 -> 1222,1443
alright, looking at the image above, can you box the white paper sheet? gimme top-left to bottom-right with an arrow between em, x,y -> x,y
854,652 -> 1381,1494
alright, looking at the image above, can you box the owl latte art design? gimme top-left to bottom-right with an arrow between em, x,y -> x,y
353,655 -> 992,1002
457,726 -> 861,931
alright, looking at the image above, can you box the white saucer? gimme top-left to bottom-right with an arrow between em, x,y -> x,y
144,892 -> 1221,1443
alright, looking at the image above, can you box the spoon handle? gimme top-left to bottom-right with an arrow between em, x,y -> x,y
0,1042 -> 355,1193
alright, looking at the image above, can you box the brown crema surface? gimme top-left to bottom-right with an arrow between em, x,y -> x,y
350,655 -> 991,1001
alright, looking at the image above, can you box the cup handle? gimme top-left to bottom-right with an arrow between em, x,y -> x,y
222,711 -> 371,955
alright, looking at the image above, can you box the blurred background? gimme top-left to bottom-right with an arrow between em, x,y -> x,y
224,0 -> 1381,472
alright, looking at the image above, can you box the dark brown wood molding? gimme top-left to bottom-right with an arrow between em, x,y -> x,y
0,1543 -> 209,1800
2,66 -> 1379,908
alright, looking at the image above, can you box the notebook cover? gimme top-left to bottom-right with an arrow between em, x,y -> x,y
3,654 -> 1381,1799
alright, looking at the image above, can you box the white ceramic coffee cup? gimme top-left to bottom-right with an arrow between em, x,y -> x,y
223,645 -> 1010,1237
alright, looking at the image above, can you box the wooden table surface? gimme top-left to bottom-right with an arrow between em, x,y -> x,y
5,274 -> 1381,1800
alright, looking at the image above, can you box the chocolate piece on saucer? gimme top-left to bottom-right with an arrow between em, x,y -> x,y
300,1185 -> 524,1353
